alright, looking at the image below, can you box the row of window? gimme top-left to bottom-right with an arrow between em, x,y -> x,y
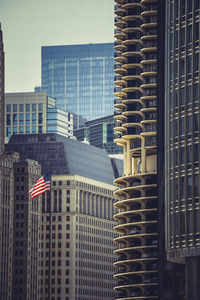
6,103 -> 43,112
7,125 -> 43,136
7,112 -> 43,125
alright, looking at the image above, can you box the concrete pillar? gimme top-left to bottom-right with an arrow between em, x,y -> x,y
185,256 -> 200,300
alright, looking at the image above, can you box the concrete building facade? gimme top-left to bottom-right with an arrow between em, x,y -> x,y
12,160 -> 42,300
5,92 -> 73,140
165,1 -> 200,299
40,174 -> 117,300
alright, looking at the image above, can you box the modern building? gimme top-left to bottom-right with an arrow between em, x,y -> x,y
165,1 -> 200,300
5,92 -> 73,140
74,114 -> 123,154
6,133 -> 123,300
41,43 -> 115,124
113,1 -> 184,300
12,160 -> 42,300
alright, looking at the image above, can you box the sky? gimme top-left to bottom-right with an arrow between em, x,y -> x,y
0,0 -> 114,92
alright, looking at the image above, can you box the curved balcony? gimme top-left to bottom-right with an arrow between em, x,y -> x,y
122,2 -> 143,11
115,4 -> 127,17
115,99 -> 127,111
115,87 -> 127,99
115,63 -> 127,76
115,16 -> 126,29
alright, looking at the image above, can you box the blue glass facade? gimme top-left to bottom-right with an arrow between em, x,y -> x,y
41,43 -> 115,122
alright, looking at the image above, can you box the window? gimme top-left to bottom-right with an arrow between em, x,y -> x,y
26,113 -> 30,125
19,104 -> 24,112
39,103 -> 43,111
19,113 -> 24,125
13,104 -> 17,112
13,114 -> 17,125
32,103 -> 36,111
7,104 -> 11,112
7,114 -> 11,125
26,104 -> 30,112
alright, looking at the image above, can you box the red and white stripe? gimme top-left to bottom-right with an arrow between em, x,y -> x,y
29,176 -> 50,199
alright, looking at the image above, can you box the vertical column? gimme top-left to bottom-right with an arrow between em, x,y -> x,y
185,257 -> 200,300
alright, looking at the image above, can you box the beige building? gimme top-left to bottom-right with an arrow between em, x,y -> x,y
5,92 -> 73,140
40,174 -> 118,300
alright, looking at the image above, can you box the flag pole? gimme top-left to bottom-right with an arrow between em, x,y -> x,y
48,173 -> 52,300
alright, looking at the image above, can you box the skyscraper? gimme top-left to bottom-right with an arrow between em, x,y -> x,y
165,1 -> 200,300
0,23 -> 18,300
12,160 -> 42,300
113,1 -> 184,299
41,43 -> 115,124
0,23 -> 5,153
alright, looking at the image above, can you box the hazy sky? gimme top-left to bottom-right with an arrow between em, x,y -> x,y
0,0 -> 114,92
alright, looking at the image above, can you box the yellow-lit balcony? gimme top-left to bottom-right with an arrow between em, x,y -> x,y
114,208 -> 158,221
115,63 -> 127,75
141,10 -> 157,18
114,254 -> 158,266
141,23 -> 157,31
114,111 -> 127,122
114,173 -> 157,188
123,86 -> 143,94
141,83 -> 156,89
114,99 -> 127,110
115,125 -> 127,135
141,71 -> 157,77
114,86 -> 127,98
114,195 -> 157,210
140,95 -> 157,102
140,107 -> 157,113
114,78 -> 126,87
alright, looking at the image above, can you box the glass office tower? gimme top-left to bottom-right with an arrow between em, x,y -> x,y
41,43 -> 115,124
165,1 -> 200,300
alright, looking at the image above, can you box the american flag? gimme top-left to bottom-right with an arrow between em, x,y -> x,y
29,173 -> 50,198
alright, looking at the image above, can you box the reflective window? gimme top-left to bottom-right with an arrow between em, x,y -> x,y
26,104 -> 30,112
7,114 -> 11,125
26,113 -> 30,125
7,104 -> 11,112
19,114 -> 24,125
13,114 -> 17,125
13,104 -> 17,112
39,103 -> 43,111
19,104 -> 24,112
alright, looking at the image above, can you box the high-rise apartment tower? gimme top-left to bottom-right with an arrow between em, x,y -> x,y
113,1 -> 184,299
